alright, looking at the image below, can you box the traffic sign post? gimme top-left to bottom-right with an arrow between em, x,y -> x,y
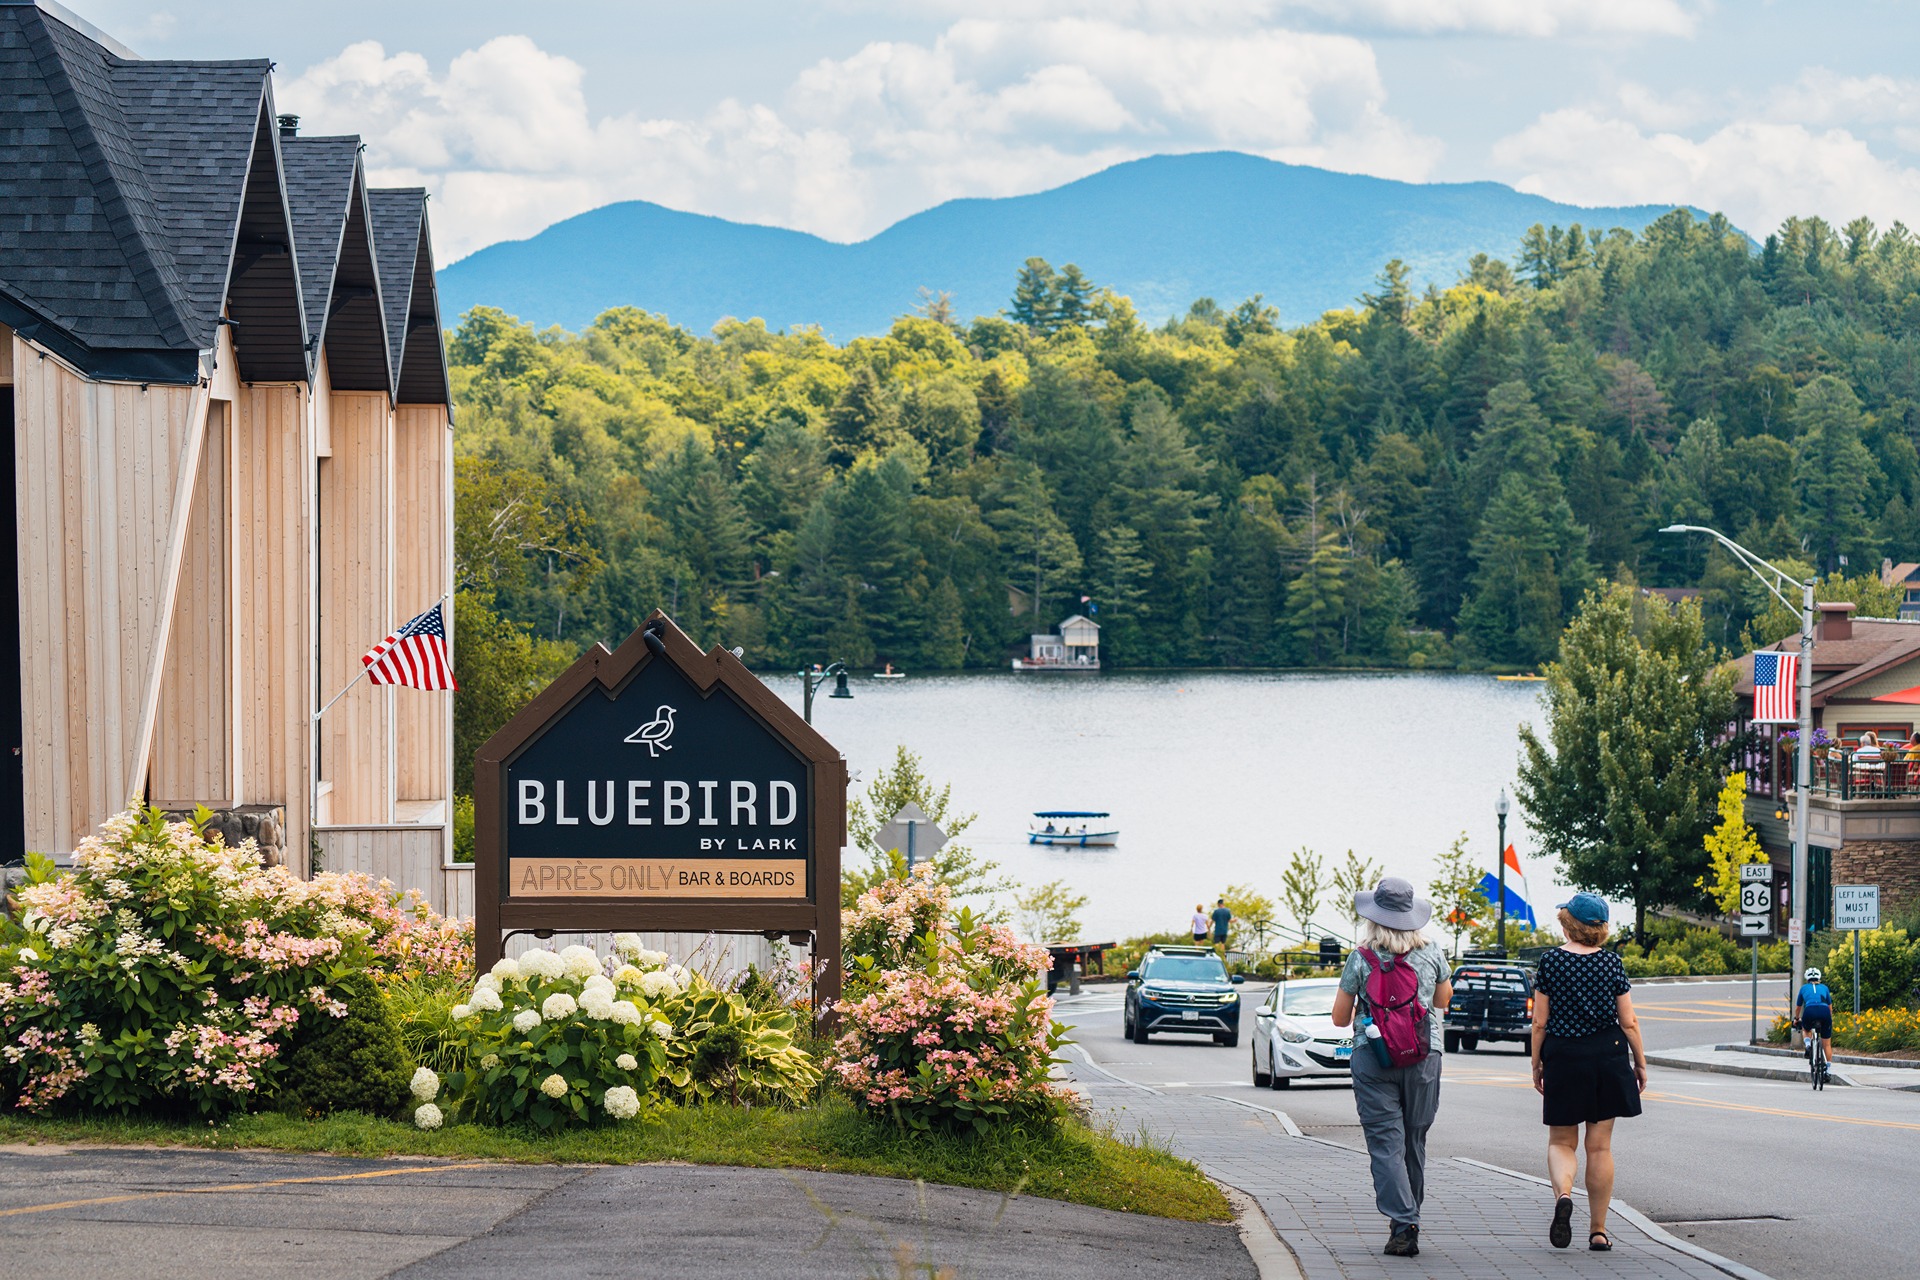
1740,863 -> 1775,1043
875,801 -> 949,873
1834,885 -> 1880,1016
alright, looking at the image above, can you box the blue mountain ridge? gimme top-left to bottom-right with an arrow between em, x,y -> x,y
437,152 -> 1707,339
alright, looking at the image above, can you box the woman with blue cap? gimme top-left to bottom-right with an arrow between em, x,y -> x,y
1530,892 -> 1648,1252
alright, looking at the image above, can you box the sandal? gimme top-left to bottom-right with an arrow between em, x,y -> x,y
1589,1231 -> 1612,1252
1550,1196 -> 1573,1249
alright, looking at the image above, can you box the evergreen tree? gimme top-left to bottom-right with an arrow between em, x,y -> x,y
1794,375 -> 1884,573
1008,257 -> 1061,333
1457,471 -> 1590,667
1410,453 -> 1470,630
826,365 -> 893,467
1286,527 -> 1347,665
990,465 -> 1083,623
1090,525 -> 1152,666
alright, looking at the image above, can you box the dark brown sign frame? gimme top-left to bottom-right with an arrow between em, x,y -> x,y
474,610 -> 844,1016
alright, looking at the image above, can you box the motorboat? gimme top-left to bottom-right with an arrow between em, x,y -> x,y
1027,811 -> 1118,846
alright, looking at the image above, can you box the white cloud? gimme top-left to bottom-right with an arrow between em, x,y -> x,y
871,0 -> 1702,37
281,21 -> 1438,260
1492,108 -> 1920,235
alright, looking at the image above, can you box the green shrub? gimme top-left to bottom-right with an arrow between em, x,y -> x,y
1822,928 -> 1919,1010
1688,949 -> 1729,976
279,973 -> 411,1118
1756,939 -> 1791,972
1833,1007 -> 1920,1052
387,974 -> 472,1076
451,796 -> 475,863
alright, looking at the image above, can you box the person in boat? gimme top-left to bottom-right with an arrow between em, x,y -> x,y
1044,820 -> 1057,834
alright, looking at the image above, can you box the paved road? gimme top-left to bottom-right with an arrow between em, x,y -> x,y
0,1146 -> 1252,1279
1062,979 -> 1919,1280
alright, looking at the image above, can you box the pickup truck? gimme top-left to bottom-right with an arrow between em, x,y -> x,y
1443,962 -> 1534,1053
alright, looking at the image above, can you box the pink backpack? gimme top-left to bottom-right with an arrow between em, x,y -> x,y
1360,948 -> 1432,1068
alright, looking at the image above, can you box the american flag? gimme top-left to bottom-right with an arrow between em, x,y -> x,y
363,601 -> 458,691
1752,650 -> 1797,723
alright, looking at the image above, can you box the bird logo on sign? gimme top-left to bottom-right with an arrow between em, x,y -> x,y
624,705 -> 677,756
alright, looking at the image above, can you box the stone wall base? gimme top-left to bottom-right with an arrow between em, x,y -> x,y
1830,840 -> 1920,921
163,805 -> 287,868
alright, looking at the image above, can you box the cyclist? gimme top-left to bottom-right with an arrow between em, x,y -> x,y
1794,967 -> 1834,1081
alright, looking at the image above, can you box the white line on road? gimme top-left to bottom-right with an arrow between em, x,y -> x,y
1452,1157 -> 1775,1280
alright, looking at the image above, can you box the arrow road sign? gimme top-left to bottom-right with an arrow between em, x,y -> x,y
875,802 -> 949,871
1740,915 -> 1772,937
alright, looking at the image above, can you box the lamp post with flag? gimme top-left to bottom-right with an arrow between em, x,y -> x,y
1496,789 -> 1510,949
1660,524 -> 1815,996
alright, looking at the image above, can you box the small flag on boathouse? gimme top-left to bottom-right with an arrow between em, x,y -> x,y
1751,650 -> 1797,724
363,601 -> 457,691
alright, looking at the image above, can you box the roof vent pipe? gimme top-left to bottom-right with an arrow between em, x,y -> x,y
277,113 -> 299,138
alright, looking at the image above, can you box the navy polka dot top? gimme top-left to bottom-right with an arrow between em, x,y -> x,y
1534,947 -> 1633,1039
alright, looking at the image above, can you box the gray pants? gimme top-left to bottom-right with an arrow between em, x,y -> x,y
1350,1046 -> 1443,1228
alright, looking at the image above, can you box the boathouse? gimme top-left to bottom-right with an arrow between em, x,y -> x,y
0,0 -> 453,874
1017,614 -> 1100,670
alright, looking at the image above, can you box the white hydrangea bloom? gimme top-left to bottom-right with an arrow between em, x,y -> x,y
612,964 -> 644,988
561,945 -> 602,979
638,970 -> 680,998
603,1085 -> 641,1120
450,1004 -> 472,1021
579,990 -> 615,1020
640,949 -> 670,967
468,986 -> 503,1013
649,1019 -> 674,1040
518,948 -> 563,980
664,963 -> 691,986
480,1053 -> 501,1069
414,1102 -> 444,1130
539,1073 -> 569,1099
410,1067 -> 441,1102
612,932 -> 644,958
581,974 -> 615,997
608,1000 -> 642,1026
475,972 -> 502,993
490,956 -> 522,982
512,1009 -> 542,1034
541,992 -> 578,1020
615,1053 -> 638,1071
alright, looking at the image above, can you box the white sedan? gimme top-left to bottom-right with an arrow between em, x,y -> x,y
1250,978 -> 1355,1089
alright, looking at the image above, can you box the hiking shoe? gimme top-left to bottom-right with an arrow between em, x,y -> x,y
1385,1224 -> 1420,1257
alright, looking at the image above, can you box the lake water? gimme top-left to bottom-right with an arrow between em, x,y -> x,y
771,670 -> 1555,944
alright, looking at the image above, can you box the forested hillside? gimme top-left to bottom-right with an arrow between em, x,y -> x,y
449,209 -> 1920,716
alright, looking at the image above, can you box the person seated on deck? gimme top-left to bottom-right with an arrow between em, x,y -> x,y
1902,730 -> 1920,764
1853,731 -> 1887,791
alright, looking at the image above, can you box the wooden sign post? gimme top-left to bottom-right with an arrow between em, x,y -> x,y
474,611 -> 846,1021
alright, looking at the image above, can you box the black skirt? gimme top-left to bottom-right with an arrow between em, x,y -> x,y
1540,1028 -> 1642,1127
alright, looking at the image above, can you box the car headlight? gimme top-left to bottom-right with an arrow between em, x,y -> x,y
1276,1017 -> 1314,1044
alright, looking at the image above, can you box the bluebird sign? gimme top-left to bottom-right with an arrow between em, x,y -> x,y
474,611 -> 847,1005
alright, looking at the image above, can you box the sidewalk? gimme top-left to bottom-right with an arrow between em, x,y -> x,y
1645,1043 -> 1920,1090
1063,1050 -> 1763,1280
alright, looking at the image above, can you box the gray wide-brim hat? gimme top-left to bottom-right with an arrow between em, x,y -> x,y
1355,876 -> 1433,932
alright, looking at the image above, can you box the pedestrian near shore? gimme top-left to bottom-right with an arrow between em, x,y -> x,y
1531,893 -> 1648,1253
1331,877 -> 1453,1258
1190,905 -> 1209,943
1210,898 -> 1232,949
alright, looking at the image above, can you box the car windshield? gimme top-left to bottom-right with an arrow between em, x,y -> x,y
1280,985 -> 1338,1016
1144,955 -> 1228,983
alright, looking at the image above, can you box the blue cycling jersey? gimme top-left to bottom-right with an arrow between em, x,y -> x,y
1798,982 -> 1832,1011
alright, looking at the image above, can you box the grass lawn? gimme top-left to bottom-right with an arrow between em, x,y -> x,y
0,1097 -> 1229,1223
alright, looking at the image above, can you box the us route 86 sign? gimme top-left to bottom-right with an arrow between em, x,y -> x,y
474,611 -> 846,1012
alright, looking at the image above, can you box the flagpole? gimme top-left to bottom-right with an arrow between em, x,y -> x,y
312,589 -> 453,723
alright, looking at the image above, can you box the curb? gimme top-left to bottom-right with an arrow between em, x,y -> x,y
1223,1185 -> 1305,1280
1631,973 -> 1790,985
1717,1043 -> 1920,1070
1645,1052 -> 1851,1086
1453,1157 -> 1775,1280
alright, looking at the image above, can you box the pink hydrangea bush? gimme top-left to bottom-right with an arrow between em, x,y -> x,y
831,871 -> 1068,1134
0,805 -> 472,1116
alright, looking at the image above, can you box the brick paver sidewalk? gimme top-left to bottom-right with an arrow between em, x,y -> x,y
1064,1058 -> 1761,1280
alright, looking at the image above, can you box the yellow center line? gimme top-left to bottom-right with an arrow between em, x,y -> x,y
0,1163 -> 476,1219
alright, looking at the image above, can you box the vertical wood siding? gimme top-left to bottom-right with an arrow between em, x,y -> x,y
319,391 -> 392,824
13,346 -> 199,852
151,400 -> 231,809
393,405 -> 449,802
233,384 -> 313,854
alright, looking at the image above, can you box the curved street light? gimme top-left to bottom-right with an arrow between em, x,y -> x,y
1660,523 -> 1815,992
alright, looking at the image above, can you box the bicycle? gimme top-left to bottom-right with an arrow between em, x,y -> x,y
1806,1026 -> 1828,1091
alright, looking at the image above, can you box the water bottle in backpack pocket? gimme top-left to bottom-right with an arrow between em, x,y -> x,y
1359,947 -> 1432,1069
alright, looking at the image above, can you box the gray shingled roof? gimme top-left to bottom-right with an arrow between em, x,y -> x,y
281,136 -> 360,344
368,188 -> 425,382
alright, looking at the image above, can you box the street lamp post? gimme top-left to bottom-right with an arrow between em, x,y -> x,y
1660,524 -> 1815,996
797,663 -> 855,724
1496,789 -> 1510,951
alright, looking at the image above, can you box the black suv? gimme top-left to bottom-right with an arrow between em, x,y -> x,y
1124,945 -> 1245,1046
1443,962 -> 1533,1052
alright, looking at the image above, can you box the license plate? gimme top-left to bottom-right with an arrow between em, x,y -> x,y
1336,1045 -> 1353,1060
1181,1010 -> 1199,1022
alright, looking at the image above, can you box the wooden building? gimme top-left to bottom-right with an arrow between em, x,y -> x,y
1013,614 -> 1101,670
0,0 -> 454,869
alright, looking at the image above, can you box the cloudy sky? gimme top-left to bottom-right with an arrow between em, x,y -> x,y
74,0 -> 1920,262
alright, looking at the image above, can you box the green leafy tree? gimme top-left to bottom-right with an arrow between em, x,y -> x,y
990,465 -> 1083,622
1429,833 -> 1491,956
1517,585 -> 1737,940
843,746 -> 1012,911
1329,850 -> 1385,931
1219,883 -> 1278,953
1794,375 -> 1884,574
1014,880 -> 1089,944
1278,847 -> 1326,940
